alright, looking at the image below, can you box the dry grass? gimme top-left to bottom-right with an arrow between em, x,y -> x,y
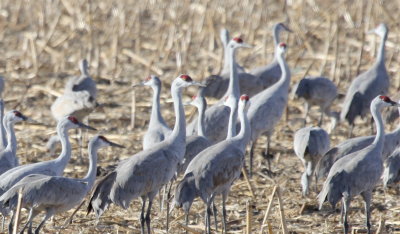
1,0 -> 400,233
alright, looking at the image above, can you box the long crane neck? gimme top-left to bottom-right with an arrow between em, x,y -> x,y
82,140 -> 98,188
4,117 -> 17,154
168,84 -> 186,160
234,104 -> 251,151
226,102 -> 238,139
371,103 -> 385,148
376,32 -> 387,66
197,101 -> 206,137
54,124 -> 72,174
0,100 -> 6,149
226,47 -> 240,100
149,84 -> 164,127
273,26 -> 281,47
275,51 -> 290,87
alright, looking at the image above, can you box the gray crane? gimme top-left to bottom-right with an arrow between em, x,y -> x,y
187,37 -> 252,143
293,126 -> 330,196
51,59 -> 97,122
246,42 -> 290,176
382,147 -> 400,188
0,116 -> 96,229
292,76 -> 339,129
318,95 -> 399,234
202,34 -> 263,99
0,111 -> 28,175
250,23 -> 291,89
174,91 -> 240,233
175,95 -> 250,234
133,75 -> 171,150
178,89 -> 211,175
341,23 -> 389,137
87,75 -> 204,234
316,106 -> 400,179
0,135 -> 123,234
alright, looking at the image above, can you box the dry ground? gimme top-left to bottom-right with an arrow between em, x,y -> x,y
0,0 -> 400,233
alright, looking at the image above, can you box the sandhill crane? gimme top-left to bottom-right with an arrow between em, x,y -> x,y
133,75 -> 171,150
293,126 -> 330,196
250,22 -> 291,89
246,42 -> 290,176
383,148 -> 400,188
202,35 -> 263,99
318,95 -> 399,234
187,37 -> 252,143
292,76 -> 339,129
176,95 -> 250,234
341,23 -> 389,137
178,89 -> 211,175
0,135 -> 123,234
0,111 -> 28,175
51,59 -> 97,122
0,116 -> 96,228
87,75 -> 204,234
316,105 -> 400,179
175,90 -> 239,233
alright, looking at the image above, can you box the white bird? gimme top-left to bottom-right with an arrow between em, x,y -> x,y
293,126 -> 330,196
246,42 -> 290,176
87,75 -> 204,234
51,59 -> 97,122
133,75 -> 171,150
292,76 -> 339,129
341,23 -> 389,137
318,95 -> 399,234
176,94 -> 250,234
187,37 -> 251,143
0,135 -> 124,234
250,22 -> 291,89
0,111 -> 28,175
0,116 -> 96,229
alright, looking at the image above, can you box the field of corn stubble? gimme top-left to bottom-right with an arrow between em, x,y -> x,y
0,0 -> 400,233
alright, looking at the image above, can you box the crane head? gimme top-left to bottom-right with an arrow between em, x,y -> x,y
276,22 -> 292,33
377,95 -> 399,107
367,23 -> 388,39
65,116 -> 97,131
230,37 -> 252,49
174,74 -> 205,88
277,42 -> 287,54
6,110 -> 28,124
239,94 -> 250,110
132,75 -> 160,88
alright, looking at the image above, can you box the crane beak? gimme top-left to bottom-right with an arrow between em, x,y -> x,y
283,25 -> 292,33
78,122 -> 97,131
367,29 -> 376,34
108,140 -> 125,148
191,81 -> 206,87
241,43 -> 252,48
132,82 -> 145,88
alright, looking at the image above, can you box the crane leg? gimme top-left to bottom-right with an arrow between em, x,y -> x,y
145,200 -> 153,234
35,209 -> 54,234
318,111 -> 324,127
303,102 -> 309,127
212,200 -> 218,232
8,211 -> 14,234
184,212 -> 189,234
222,195 -> 227,234
21,208 -> 39,234
348,124 -> 354,138
63,199 -> 86,227
1,215 -> 4,231
249,139 -> 258,178
205,202 -> 212,234
140,196 -> 147,234
166,181 -> 173,233
370,117 -> 374,135
361,191 -> 372,234
342,194 -> 351,234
